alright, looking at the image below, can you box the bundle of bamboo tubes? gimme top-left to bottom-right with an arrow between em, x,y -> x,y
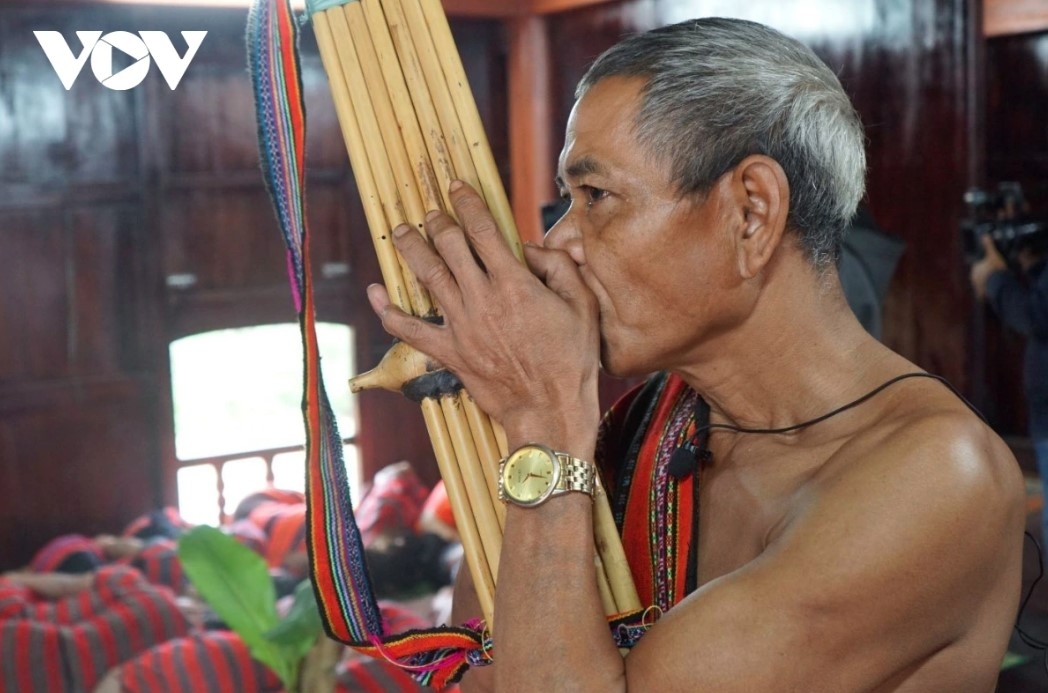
307,0 -> 640,634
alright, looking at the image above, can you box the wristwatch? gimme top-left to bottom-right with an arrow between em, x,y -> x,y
497,443 -> 597,507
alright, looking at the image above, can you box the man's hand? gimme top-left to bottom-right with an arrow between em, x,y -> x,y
969,234 -> 1007,301
366,181 -> 602,451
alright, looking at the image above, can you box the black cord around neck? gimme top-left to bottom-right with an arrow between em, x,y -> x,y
695,371 -> 983,439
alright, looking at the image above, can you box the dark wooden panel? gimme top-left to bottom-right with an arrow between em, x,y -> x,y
0,209 -> 69,381
0,9 -> 141,186
986,31 -> 1048,210
69,204 -> 146,376
160,186 -> 297,291
0,206 -> 147,381
0,378 -> 160,571
981,30 -> 1048,432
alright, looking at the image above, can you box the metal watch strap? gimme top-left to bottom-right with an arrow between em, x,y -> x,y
554,452 -> 596,497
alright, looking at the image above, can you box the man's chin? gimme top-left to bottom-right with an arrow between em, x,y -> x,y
598,339 -> 650,379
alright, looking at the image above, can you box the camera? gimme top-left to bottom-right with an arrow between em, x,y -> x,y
961,182 -> 1048,263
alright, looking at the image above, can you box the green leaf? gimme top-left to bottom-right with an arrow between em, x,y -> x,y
177,526 -> 295,687
266,579 -> 323,658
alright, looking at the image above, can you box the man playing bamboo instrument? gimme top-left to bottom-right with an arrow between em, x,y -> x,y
366,17 -> 1026,693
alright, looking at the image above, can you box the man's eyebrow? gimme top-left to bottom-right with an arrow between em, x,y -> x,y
555,156 -> 609,190
565,156 -> 608,180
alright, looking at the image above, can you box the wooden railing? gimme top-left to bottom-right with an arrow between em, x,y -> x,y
178,437 -> 357,524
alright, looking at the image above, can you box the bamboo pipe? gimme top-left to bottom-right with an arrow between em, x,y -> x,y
382,0 -> 480,197
313,8 -> 497,621
422,398 -> 496,621
347,1 -> 445,212
459,394 -> 506,531
360,0 -> 455,213
321,6 -> 432,316
374,0 -> 515,538
311,13 -> 409,312
416,0 -> 523,261
595,553 -> 617,618
594,480 -> 642,613
355,0 -> 508,578
315,0 -> 641,636
367,0 -> 509,540
439,395 -> 502,576
398,2 -> 640,617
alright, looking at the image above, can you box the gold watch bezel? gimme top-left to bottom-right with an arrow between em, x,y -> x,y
499,443 -> 563,507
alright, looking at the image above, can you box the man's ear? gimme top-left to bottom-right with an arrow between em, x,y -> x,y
729,155 -> 790,279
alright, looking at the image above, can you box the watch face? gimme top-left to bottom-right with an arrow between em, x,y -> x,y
503,446 -> 559,506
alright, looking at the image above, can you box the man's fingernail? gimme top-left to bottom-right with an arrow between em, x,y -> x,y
449,179 -> 464,192
425,210 -> 442,223
393,225 -> 411,239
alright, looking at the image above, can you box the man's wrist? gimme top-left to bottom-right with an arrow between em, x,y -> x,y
502,425 -> 597,463
501,400 -> 598,450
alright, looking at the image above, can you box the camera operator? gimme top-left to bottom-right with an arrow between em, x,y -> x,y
970,232 -> 1048,554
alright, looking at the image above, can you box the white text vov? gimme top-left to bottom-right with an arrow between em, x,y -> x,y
34,31 -> 208,90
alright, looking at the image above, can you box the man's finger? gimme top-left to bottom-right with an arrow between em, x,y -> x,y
422,209 -> 488,293
524,244 -> 594,306
367,283 -> 452,357
392,224 -> 462,312
448,181 -> 518,277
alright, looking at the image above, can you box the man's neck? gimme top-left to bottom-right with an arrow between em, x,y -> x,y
674,263 -> 900,432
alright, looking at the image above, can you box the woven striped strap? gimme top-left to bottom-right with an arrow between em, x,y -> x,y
246,0 -> 647,686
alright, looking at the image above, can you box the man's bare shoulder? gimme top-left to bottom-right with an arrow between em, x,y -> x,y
627,383 -> 1027,692
815,380 -> 1025,517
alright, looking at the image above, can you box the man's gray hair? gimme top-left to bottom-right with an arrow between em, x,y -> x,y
578,17 -> 866,269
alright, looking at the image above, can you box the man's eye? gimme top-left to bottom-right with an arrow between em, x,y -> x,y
582,186 -> 609,205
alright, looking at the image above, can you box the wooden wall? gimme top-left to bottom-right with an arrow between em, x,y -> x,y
0,2 -> 504,570
983,29 -> 1048,435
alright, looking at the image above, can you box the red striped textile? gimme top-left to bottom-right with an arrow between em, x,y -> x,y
0,565 -> 190,692
222,519 -> 269,556
129,539 -> 186,593
29,534 -> 106,574
112,602 -> 440,693
0,620 -> 65,692
596,373 -> 699,611
335,656 -> 433,693
121,507 -> 194,540
250,502 -> 307,575
354,463 -> 430,547
116,630 -> 284,693
232,488 -> 305,522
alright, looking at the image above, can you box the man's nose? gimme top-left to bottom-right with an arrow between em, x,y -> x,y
543,214 -> 586,265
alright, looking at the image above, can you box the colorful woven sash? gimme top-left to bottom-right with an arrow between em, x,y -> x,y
247,1 -> 489,687
597,373 -> 703,610
247,0 -> 651,686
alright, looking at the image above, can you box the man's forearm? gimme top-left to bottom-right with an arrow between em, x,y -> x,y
492,495 -> 626,693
